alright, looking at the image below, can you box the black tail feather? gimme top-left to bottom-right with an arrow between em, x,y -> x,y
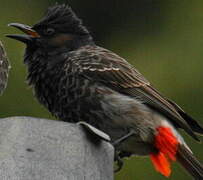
177,144 -> 203,179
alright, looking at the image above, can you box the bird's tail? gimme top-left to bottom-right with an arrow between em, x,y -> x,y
177,144 -> 203,179
150,126 -> 203,179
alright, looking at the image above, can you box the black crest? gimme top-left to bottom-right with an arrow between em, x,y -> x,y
33,4 -> 89,35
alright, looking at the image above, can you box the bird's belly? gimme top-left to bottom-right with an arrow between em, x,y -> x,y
99,89 -> 155,138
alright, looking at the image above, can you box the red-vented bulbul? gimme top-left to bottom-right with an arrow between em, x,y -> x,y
7,4 -> 203,179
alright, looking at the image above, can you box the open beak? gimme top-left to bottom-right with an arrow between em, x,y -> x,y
6,23 -> 40,44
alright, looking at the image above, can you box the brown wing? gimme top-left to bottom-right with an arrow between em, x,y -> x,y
74,46 -> 200,141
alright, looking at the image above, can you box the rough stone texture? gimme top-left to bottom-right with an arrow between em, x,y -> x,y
0,41 -> 10,95
0,117 -> 114,180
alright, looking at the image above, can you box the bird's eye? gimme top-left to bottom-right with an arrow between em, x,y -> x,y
44,28 -> 55,36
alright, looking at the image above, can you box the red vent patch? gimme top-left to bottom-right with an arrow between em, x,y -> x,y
150,126 -> 179,177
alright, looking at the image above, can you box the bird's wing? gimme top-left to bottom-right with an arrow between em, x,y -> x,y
166,99 -> 203,135
72,46 -> 201,141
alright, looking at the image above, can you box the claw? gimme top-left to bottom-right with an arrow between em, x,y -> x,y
114,151 -> 124,173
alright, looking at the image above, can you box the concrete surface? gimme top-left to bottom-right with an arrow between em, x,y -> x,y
0,117 -> 114,180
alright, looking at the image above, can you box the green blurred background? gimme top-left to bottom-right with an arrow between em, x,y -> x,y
0,0 -> 203,179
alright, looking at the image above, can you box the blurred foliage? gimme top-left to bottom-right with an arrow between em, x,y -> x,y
0,0 -> 203,179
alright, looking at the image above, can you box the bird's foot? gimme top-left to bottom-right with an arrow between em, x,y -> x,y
114,151 -> 124,173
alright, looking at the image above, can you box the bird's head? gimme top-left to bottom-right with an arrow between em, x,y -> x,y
7,4 -> 93,51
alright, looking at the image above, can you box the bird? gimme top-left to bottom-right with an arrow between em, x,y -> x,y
0,41 -> 10,95
7,4 -> 203,179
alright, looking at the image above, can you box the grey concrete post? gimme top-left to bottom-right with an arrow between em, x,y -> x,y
0,117 -> 114,180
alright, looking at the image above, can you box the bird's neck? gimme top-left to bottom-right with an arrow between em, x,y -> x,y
72,35 -> 95,49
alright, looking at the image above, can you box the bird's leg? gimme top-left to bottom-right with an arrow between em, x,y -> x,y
113,129 -> 136,172
114,151 -> 124,173
112,129 -> 136,147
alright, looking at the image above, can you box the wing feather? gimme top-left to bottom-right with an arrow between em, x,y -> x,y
71,46 -> 201,141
